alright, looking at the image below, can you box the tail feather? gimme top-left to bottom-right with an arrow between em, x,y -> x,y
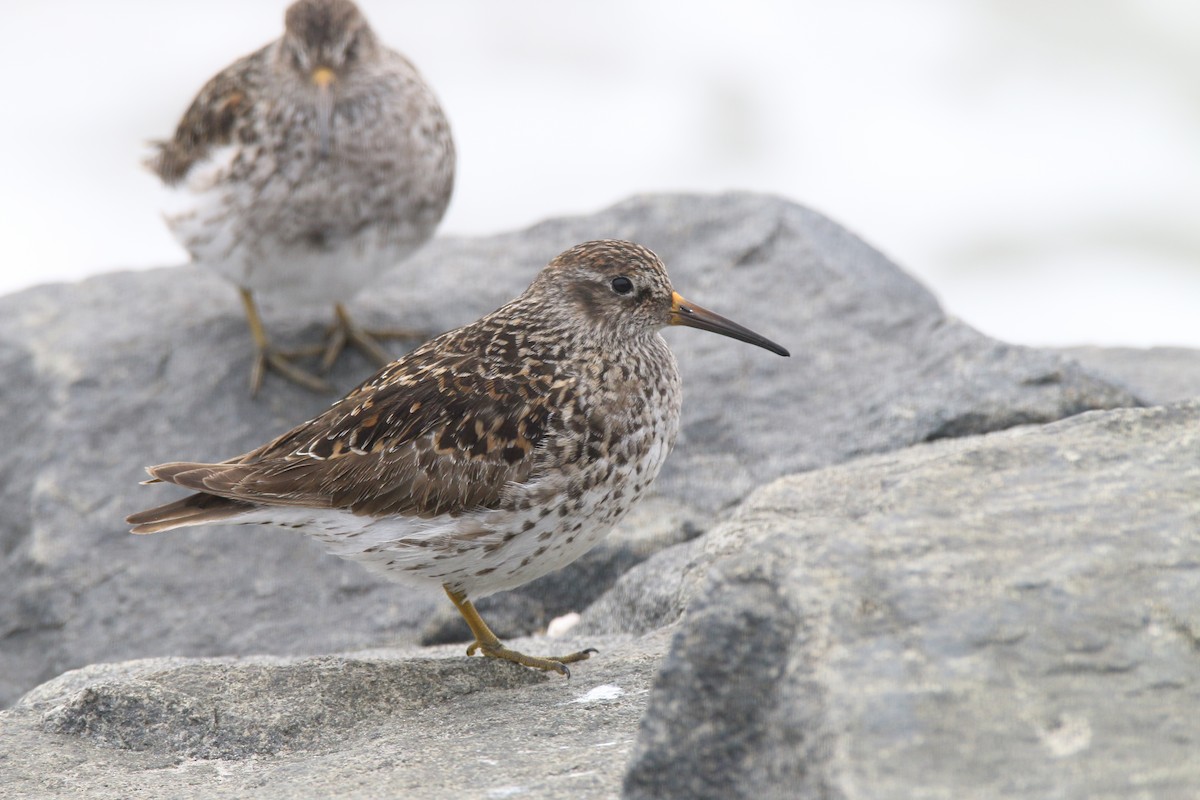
127,490 -> 252,534
144,460 -> 256,494
129,460 -> 263,534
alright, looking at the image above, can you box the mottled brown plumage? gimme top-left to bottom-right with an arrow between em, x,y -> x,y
149,0 -> 455,393
128,240 -> 789,675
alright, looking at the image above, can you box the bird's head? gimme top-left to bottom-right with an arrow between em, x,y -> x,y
282,0 -> 378,90
532,240 -> 790,356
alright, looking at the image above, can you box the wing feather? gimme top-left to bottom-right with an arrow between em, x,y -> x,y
145,349 -> 575,519
146,46 -> 267,184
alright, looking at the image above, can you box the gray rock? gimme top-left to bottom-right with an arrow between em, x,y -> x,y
576,534 -> 707,638
1057,345 -> 1200,405
6,402 -> 1193,799
36,656 -> 545,759
0,192 -> 1137,707
0,631 -> 668,799
582,345 -> 1200,638
623,402 -> 1200,800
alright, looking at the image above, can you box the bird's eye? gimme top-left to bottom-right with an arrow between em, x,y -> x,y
610,276 -> 634,295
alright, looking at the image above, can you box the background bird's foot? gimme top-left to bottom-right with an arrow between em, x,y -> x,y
320,303 -> 429,372
466,640 -> 598,677
250,347 -> 332,395
239,287 -> 332,395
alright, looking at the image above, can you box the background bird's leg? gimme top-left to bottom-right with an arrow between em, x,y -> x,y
442,585 -> 595,677
238,287 -> 331,395
320,302 -> 426,372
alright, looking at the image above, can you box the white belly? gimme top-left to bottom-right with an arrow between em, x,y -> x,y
160,143 -> 439,305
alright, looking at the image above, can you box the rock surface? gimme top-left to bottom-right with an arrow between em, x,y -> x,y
0,193 -> 1139,709
4,401 -> 1197,798
1,632 -> 667,799
622,402 -> 1200,800
1057,345 -> 1200,406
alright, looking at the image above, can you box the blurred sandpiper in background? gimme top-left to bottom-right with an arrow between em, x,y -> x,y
2,0 -> 1197,347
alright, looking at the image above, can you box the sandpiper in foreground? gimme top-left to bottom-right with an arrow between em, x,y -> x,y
148,0 -> 455,393
128,240 -> 789,675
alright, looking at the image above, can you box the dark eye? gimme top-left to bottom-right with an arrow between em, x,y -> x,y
611,276 -> 634,295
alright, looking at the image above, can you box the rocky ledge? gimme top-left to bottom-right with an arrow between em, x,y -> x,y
1,193 -> 1196,799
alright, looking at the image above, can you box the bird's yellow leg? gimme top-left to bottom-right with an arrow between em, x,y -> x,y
238,288 -> 331,395
443,585 -> 596,677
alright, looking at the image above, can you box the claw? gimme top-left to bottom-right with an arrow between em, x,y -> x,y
444,585 -> 595,678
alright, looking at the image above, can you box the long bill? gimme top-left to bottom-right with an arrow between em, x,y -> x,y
669,292 -> 790,356
311,66 -> 336,158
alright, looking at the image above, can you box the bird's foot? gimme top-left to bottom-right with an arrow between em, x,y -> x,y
238,287 -> 331,396
249,346 -> 332,396
467,639 -> 598,678
320,303 -> 428,372
443,585 -> 593,677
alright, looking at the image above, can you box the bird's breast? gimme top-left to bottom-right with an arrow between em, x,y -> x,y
559,340 -> 682,490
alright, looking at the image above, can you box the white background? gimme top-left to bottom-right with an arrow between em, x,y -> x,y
3,0 -> 1198,346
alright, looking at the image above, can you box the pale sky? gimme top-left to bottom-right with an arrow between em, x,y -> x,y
3,0 -> 1198,346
